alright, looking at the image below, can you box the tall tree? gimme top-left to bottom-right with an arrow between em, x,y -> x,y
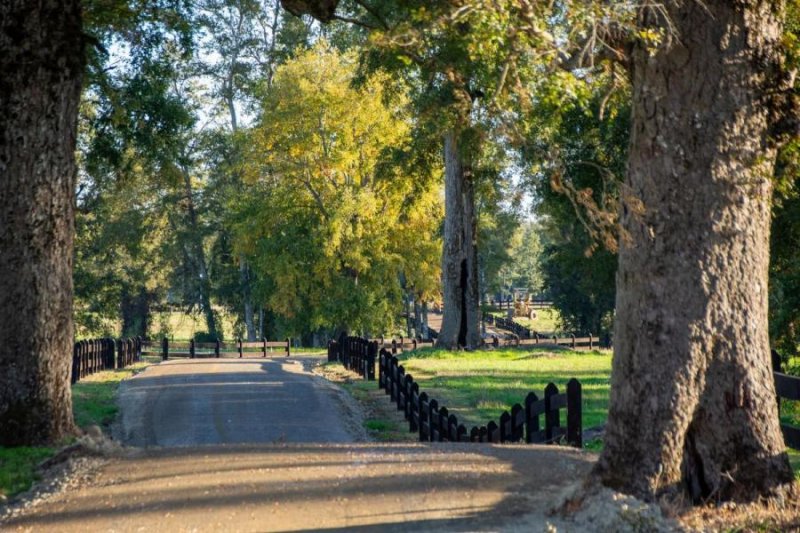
595,2 -> 797,501
237,43 -> 441,337
196,0 -> 287,340
278,0 -> 542,348
0,1 -> 84,444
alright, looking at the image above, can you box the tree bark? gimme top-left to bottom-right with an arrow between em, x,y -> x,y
595,1 -> 794,502
0,0 -> 83,445
438,131 -> 481,349
121,288 -> 152,338
224,90 -> 256,342
181,169 -> 218,339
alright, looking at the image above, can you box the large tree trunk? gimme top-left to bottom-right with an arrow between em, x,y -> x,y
595,1 -> 794,502
438,131 -> 481,349
181,169 -> 218,339
225,94 -> 257,341
121,288 -> 152,338
241,261 -> 256,340
0,0 -> 83,445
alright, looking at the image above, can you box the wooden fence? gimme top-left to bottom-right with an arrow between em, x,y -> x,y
775,371 -> 800,449
327,336 -> 377,379
327,334 -> 437,377
488,297 -> 553,310
488,332 -> 601,351
71,337 -> 142,384
141,338 -> 291,360
371,336 -> 435,353
378,348 -> 582,446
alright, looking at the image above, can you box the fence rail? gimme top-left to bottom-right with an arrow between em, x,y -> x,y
487,298 -> 553,311
327,336 -> 377,379
378,348 -> 582,446
141,338 -> 291,360
370,336 -> 435,353
775,371 -> 800,449
72,337 -> 142,384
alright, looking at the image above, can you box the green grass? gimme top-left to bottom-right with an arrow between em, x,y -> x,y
395,347 -> 612,431
72,362 -> 149,428
0,361 -> 150,499
489,307 -> 561,334
0,447 -> 55,499
155,311 -> 239,341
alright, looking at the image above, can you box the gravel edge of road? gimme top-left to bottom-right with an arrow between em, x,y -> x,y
0,436 -> 116,525
297,356 -> 372,443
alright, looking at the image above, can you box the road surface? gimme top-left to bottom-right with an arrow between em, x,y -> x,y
115,357 -> 359,446
2,443 -> 596,532
1,357 -> 638,532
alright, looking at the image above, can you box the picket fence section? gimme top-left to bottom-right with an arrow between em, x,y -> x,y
72,337 -> 142,384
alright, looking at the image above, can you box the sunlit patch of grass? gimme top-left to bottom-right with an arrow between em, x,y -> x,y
72,362 -> 149,429
394,347 -> 612,437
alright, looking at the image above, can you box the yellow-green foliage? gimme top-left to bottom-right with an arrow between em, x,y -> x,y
236,43 -> 442,334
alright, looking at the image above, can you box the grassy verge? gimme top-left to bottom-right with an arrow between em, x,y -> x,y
72,362 -> 149,428
315,363 -> 416,442
0,360 -> 150,499
489,308 -> 561,334
395,347 -> 612,431
0,447 -> 55,500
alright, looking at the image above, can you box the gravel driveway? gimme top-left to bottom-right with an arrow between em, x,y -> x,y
115,357 -> 364,446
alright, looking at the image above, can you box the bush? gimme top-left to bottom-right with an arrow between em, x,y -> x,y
193,331 -> 220,343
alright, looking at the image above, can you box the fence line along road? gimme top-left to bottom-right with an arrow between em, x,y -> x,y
72,337 -> 142,383
327,335 -> 582,447
141,337 -> 291,359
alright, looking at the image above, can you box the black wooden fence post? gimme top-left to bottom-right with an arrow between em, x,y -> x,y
525,392 -> 539,443
238,338 -> 243,358
286,337 -> 291,357
367,341 -> 377,381
215,339 -> 220,358
428,399 -> 438,442
190,338 -> 196,359
566,378 -> 582,448
71,343 -> 79,384
544,383 -> 559,442
162,337 -> 169,361
262,337 -> 267,358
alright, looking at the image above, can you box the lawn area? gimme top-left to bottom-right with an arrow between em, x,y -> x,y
0,361 -> 150,499
489,307 -> 561,334
394,347 -> 612,431
72,362 -> 150,428
154,311 -> 238,341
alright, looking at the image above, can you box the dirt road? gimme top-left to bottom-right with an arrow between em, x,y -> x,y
3,357 -> 667,532
115,357 -> 361,446
2,443 -> 595,532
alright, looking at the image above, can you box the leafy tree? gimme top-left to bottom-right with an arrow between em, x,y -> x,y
520,82 -> 628,337
280,0 -> 560,348
236,43 -> 441,337
499,221 -> 544,298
